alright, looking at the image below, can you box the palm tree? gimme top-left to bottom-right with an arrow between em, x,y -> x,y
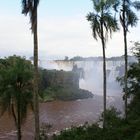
120,0 -> 140,120
21,0 -> 40,139
0,56 -> 33,140
87,0 -> 119,128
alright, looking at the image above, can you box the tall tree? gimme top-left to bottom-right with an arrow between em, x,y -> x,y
120,0 -> 140,120
0,56 -> 33,140
87,0 -> 119,128
22,0 -> 40,139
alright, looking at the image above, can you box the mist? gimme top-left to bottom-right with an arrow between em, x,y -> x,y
39,56 -> 136,97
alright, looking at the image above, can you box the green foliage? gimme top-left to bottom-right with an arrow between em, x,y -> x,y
39,69 -> 93,102
53,110 -> 124,140
133,132 -> 140,140
39,69 -> 80,90
0,56 -> 34,139
53,123 -> 102,140
119,0 -> 140,32
40,84 -> 93,102
22,0 -> 40,32
87,0 -> 119,41
53,45 -> 140,140
0,56 -> 33,119
52,107 -> 139,140
101,107 -> 122,128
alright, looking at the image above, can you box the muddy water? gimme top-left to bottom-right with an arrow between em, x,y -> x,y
0,95 -> 123,140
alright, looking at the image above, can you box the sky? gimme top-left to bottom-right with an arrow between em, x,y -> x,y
0,0 -> 140,60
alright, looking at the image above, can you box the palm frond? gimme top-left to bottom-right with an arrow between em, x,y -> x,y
21,0 -> 40,32
112,0 -> 120,12
125,6 -> 138,27
120,12 -> 123,26
87,0 -> 119,41
92,0 -> 102,12
0,90 -> 12,117
125,0 -> 131,5
133,1 -> 140,11
103,12 -> 119,39
104,0 -> 119,11
87,12 -> 101,40
20,91 -> 33,123
22,0 -> 40,14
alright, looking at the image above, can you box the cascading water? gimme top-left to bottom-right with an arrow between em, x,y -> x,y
76,61 -> 103,95
40,56 -> 135,97
75,60 -> 124,96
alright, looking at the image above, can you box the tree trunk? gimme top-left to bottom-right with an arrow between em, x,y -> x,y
101,22 -> 107,129
11,99 -> 17,128
11,98 -> 21,140
17,93 -> 21,140
122,0 -> 128,120
33,9 -> 40,140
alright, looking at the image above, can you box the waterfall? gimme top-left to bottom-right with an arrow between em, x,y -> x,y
40,57 -> 135,97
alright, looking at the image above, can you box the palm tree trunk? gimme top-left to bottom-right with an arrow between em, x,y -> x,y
11,99 -> 17,128
17,93 -> 21,140
33,9 -> 40,140
122,0 -> 128,120
101,23 -> 107,129
11,98 -> 21,140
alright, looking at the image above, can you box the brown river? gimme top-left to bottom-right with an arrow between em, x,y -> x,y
0,95 -> 123,140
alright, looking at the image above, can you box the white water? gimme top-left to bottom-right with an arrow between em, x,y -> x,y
40,59 -> 126,97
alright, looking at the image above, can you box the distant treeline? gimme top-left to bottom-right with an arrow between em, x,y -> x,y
61,55 -> 136,62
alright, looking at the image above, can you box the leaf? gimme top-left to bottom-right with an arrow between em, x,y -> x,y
133,1 -> 140,10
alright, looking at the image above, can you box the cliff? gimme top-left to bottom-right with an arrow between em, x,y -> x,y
39,69 -> 93,101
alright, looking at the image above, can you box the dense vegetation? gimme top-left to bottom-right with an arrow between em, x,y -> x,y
0,56 -> 34,140
0,0 -> 140,139
49,43 -> 140,140
39,69 -> 93,101
0,56 -> 93,139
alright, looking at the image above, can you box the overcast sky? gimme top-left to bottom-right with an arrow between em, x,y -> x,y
0,0 -> 140,60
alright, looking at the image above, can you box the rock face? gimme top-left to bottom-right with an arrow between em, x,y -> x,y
40,69 -> 80,89
39,69 -> 93,101
40,56 -> 136,96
